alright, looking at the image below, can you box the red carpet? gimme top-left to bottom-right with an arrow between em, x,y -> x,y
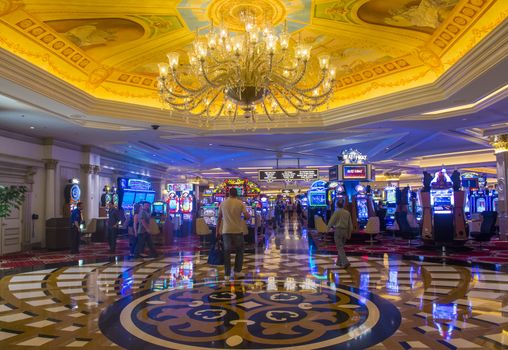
310,232 -> 508,265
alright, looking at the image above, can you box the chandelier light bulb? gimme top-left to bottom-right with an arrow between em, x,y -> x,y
279,32 -> 290,50
329,65 -> 337,78
167,52 -> 179,69
249,31 -> 259,43
207,33 -> 218,49
232,36 -> 243,54
158,62 -> 169,77
194,41 -> 208,59
318,54 -> 330,69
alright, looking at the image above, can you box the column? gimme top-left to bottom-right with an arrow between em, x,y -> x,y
44,159 -> 58,220
92,166 -> 101,218
80,164 -> 94,221
492,135 -> 508,239
21,167 -> 36,250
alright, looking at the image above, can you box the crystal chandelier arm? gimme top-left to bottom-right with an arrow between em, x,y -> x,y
284,60 -> 308,87
204,89 -> 223,118
159,78 -> 207,100
275,70 -> 329,94
232,103 -> 239,123
170,68 -> 208,94
282,87 -> 330,109
268,89 -> 300,117
271,84 -> 326,112
261,99 -> 274,121
200,60 -> 230,87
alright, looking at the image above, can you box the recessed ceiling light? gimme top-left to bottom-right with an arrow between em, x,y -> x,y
29,126 -> 35,129
209,143 -> 213,146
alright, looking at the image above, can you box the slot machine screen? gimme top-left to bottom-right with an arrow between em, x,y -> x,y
476,198 -> 486,213
134,192 -> 146,203
386,191 -> 396,203
309,191 -> 327,207
152,203 -> 165,215
461,178 -> 478,189
431,189 -> 454,214
122,191 -> 136,206
145,192 -> 156,203
357,198 -> 369,220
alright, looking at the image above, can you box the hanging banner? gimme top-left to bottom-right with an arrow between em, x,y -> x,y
258,169 -> 319,182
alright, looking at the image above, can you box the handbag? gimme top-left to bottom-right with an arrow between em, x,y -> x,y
207,239 -> 224,265
148,218 -> 160,235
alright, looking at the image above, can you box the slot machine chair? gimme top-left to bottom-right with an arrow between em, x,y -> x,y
315,215 -> 333,242
196,218 -> 212,247
82,219 -> 97,245
470,211 -> 497,248
395,212 -> 420,245
364,216 -> 380,246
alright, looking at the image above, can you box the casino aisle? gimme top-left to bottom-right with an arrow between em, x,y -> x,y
0,218 -> 507,349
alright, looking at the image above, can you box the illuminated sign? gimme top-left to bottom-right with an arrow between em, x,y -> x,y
167,183 -> 193,192
258,169 -> 319,182
341,149 -> 367,164
128,179 -> 151,190
343,165 -> 367,179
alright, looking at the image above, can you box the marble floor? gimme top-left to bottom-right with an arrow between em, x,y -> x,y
0,220 -> 507,349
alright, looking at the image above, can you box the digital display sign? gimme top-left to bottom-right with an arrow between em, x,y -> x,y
258,169 -> 319,182
343,165 -> 367,179
167,183 -> 193,192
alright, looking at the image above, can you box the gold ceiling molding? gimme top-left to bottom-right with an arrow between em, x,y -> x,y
0,0 -> 506,130
207,0 -> 287,32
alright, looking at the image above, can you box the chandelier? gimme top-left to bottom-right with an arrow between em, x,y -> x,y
157,10 -> 336,124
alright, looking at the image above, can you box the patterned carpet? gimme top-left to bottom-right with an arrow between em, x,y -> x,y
0,236 -> 204,271
309,232 -> 508,266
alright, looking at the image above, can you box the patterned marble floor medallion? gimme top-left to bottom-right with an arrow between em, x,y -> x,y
99,279 -> 401,349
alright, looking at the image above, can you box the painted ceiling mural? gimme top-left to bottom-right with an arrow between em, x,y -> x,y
0,0 -> 506,122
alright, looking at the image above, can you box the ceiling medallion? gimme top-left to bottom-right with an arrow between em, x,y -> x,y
157,7 -> 336,126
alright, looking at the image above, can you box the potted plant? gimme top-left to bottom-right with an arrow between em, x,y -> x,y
0,185 -> 27,219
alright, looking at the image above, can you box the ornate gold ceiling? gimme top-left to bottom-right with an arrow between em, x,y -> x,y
0,0 -> 506,113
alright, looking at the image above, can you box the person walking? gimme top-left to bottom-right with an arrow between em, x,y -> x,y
296,200 -> 303,224
107,202 -> 121,253
217,188 -> 250,281
134,202 -> 158,258
327,199 -> 353,268
128,203 -> 141,256
70,202 -> 83,254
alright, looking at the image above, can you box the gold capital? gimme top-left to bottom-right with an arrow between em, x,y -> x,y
44,159 -> 58,170
80,164 -> 95,174
490,134 -> 508,153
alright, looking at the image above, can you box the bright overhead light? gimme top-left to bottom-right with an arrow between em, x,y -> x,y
29,126 -> 35,129
157,15 -> 336,124
422,83 -> 508,115
201,172 -> 230,175
238,166 -> 273,170
209,143 -> 213,146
